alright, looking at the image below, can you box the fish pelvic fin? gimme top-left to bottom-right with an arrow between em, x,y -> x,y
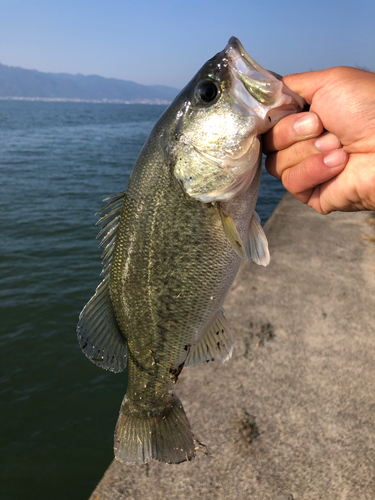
185,308 -> 233,366
114,394 -> 195,464
77,279 -> 128,373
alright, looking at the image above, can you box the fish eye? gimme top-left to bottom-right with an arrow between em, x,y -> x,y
196,80 -> 220,104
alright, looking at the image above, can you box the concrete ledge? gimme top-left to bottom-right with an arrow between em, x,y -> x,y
89,193 -> 375,500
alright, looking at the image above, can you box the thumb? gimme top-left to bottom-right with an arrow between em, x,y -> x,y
282,67 -> 375,147
282,69 -> 334,105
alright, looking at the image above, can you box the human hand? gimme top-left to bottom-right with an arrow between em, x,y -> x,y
263,67 -> 375,214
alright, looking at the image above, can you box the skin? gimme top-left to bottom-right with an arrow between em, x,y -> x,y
263,67 -> 375,214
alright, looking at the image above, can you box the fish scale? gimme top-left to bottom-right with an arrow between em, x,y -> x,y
111,145 -> 238,397
77,36 -> 305,464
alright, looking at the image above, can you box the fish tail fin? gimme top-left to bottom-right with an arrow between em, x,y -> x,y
114,394 -> 195,464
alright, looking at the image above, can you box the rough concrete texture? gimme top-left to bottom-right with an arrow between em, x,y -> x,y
89,193 -> 375,500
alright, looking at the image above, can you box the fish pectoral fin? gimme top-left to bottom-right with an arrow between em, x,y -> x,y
245,211 -> 270,266
219,207 -> 247,259
77,279 -> 128,372
185,308 -> 233,366
219,206 -> 270,266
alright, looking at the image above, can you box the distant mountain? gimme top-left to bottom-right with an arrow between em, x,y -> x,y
0,63 -> 180,104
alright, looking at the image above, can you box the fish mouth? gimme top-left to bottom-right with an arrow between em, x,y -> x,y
224,36 -> 305,115
225,37 -> 277,84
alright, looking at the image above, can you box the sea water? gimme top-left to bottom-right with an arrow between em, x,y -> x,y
0,100 -> 286,500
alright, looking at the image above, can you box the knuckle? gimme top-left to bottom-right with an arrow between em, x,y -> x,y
287,139 -> 316,165
357,164 -> 375,210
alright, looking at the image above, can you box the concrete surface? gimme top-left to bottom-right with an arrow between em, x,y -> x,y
89,193 -> 375,500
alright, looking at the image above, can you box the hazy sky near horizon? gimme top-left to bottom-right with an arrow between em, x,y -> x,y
1,0 -> 374,89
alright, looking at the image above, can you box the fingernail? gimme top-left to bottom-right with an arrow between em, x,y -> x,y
294,113 -> 319,137
323,149 -> 347,168
315,133 -> 341,153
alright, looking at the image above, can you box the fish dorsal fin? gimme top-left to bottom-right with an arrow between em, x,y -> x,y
219,208 -> 247,259
185,308 -> 233,366
96,191 -> 126,277
77,191 -> 128,373
77,279 -> 127,372
245,211 -> 270,266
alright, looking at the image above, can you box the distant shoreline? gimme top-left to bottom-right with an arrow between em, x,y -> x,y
0,96 -> 172,104
0,62 -> 179,104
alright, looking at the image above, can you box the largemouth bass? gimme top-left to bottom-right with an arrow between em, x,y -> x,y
77,37 -> 305,464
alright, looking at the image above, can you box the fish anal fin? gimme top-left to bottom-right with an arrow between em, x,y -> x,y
185,308 -> 233,366
245,211 -> 270,266
77,279 -> 127,373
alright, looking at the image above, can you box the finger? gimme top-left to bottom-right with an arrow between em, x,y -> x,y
282,68 -> 375,146
268,149 -> 348,205
263,112 -> 323,154
265,132 -> 341,179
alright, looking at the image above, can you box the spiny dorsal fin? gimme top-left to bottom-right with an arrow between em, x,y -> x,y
96,191 -> 126,277
77,279 -> 127,372
245,211 -> 270,266
185,308 -> 233,366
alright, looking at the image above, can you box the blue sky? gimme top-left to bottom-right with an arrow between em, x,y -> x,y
1,0 -> 374,89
